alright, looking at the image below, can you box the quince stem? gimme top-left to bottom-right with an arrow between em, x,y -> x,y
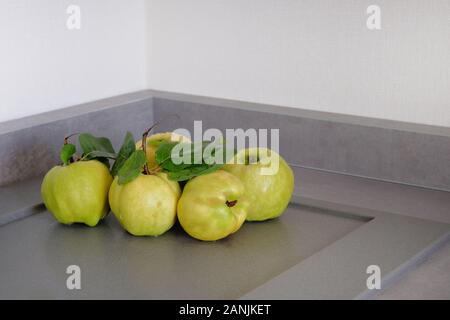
140,114 -> 181,175
226,200 -> 238,208
63,132 -> 80,145
141,123 -> 160,175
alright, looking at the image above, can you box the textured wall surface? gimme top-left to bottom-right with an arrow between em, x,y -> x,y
0,0 -> 148,123
2,1 -> 449,127
148,0 -> 450,126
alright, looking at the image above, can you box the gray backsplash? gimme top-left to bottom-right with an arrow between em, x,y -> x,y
0,90 -> 449,191
153,95 -> 450,192
0,92 -> 153,186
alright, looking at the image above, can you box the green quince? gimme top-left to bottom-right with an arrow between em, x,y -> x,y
41,160 -> 113,227
109,172 -> 181,236
135,132 -> 191,170
223,148 -> 294,221
177,170 -> 248,241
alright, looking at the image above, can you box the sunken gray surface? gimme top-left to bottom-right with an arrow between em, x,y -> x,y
0,177 -> 44,225
152,95 -> 450,192
242,197 -> 450,300
375,240 -> 450,299
0,91 -> 153,187
0,197 -> 366,299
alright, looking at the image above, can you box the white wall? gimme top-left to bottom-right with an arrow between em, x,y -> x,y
0,0 -> 148,123
1,1 -> 449,127
148,0 -> 450,127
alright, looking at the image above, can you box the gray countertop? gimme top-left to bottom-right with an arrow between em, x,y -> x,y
1,91 -> 448,299
293,166 -> 450,299
1,165 -> 449,299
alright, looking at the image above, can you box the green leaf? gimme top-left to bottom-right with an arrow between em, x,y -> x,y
155,142 -> 190,172
79,133 -> 115,168
203,141 -> 226,164
168,163 -> 224,181
155,141 -> 179,165
111,132 -> 136,176
156,141 -> 205,167
79,133 -> 115,154
197,163 -> 225,175
167,165 -> 205,180
60,143 -> 76,166
160,161 -> 192,173
117,150 -> 147,185
82,150 -> 116,160
155,140 -> 229,181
